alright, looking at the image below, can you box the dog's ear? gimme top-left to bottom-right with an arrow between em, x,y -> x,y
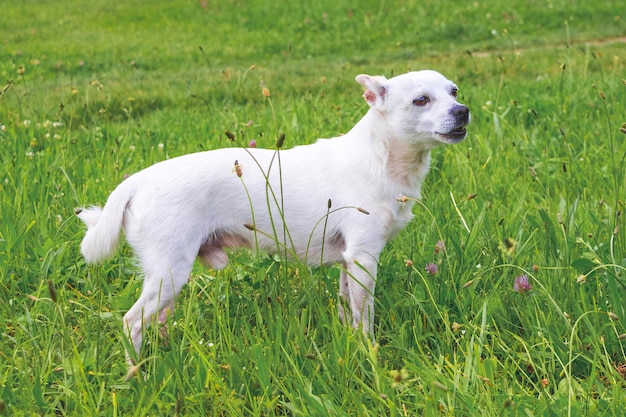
355,74 -> 388,109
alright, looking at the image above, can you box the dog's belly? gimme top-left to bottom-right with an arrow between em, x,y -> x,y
197,226 -> 346,269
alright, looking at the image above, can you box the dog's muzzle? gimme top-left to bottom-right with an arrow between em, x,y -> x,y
438,104 -> 470,143
451,104 -> 470,124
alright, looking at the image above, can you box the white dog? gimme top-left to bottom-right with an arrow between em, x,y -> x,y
77,70 -> 469,366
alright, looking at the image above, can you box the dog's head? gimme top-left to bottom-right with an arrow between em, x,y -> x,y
356,70 -> 470,147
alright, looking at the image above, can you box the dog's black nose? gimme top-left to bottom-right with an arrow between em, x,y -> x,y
450,104 -> 470,122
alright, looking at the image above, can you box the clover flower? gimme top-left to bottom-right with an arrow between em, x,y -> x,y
513,274 -> 532,294
425,263 -> 438,276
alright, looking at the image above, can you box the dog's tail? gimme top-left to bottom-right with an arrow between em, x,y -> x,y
77,181 -> 135,264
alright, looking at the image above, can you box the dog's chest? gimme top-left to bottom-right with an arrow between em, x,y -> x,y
386,200 -> 415,239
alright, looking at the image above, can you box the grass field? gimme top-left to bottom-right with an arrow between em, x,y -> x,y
1,0 -> 625,415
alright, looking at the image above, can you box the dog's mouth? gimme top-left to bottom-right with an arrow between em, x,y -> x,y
436,125 -> 467,143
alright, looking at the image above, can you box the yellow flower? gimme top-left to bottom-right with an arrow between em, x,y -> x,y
499,237 -> 517,257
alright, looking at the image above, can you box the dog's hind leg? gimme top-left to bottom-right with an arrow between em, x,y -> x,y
122,256 -> 193,365
156,299 -> 176,340
338,267 -> 350,324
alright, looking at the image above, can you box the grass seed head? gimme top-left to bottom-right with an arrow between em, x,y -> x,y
276,133 -> 285,149
233,160 -> 243,177
47,280 -> 57,303
396,194 -> 409,203
124,365 -> 140,382
432,381 -> 448,392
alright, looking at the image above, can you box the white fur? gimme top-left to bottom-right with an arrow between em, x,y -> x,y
77,70 -> 470,366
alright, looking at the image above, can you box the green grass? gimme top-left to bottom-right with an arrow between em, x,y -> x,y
1,0 -> 625,415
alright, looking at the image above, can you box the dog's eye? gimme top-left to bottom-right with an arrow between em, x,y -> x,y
451,88 -> 458,98
413,96 -> 429,106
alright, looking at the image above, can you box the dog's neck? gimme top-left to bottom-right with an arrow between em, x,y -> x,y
385,138 -> 432,195
348,110 -> 433,197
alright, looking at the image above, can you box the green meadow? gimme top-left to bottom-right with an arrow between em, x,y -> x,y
1,0 -> 625,415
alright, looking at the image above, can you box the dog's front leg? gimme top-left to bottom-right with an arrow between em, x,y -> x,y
342,254 -> 378,337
